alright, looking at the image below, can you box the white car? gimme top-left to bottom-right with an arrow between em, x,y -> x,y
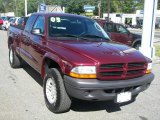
10,17 -> 20,26
2,17 -> 14,30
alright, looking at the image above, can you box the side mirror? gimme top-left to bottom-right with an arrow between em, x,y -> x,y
32,28 -> 44,36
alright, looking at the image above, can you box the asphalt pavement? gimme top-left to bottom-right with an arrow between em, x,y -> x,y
0,30 -> 160,120
128,28 -> 160,40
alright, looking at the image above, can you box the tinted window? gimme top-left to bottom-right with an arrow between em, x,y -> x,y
33,16 -> 45,34
25,15 -> 37,32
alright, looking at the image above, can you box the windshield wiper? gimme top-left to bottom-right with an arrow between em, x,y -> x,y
79,34 -> 110,40
54,34 -> 78,38
52,33 -> 109,41
54,34 -> 89,40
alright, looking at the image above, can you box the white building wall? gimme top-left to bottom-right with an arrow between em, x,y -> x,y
103,10 -> 159,25
0,12 -> 15,17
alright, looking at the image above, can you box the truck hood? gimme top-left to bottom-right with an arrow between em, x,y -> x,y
49,39 -> 146,64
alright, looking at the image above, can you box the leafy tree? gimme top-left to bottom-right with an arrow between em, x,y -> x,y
0,0 -> 146,17
111,0 -> 144,13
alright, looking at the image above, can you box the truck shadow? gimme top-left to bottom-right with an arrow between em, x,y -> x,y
23,65 -> 43,87
71,98 -> 136,113
22,65 -> 136,113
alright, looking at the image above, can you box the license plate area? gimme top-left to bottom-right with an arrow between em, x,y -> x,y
116,92 -> 132,103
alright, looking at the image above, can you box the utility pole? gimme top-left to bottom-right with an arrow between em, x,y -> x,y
107,0 -> 110,21
15,0 -> 17,16
98,0 -> 101,18
139,0 -> 158,58
25,0 -> 27,16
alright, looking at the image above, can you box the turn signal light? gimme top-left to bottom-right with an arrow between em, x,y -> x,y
70,72 -> 96,79
145,69 -> 152,74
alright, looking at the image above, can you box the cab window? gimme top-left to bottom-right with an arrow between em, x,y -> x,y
116,24 -> 128,34
33,16 -> 45,34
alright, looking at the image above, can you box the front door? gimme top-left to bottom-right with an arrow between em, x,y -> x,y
28,15 -> 46,72
115,24 -> 133,46
20,14 -> 37,65
104,23 -> 132,46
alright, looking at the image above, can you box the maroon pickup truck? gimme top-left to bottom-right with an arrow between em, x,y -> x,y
8,13 -> 154,113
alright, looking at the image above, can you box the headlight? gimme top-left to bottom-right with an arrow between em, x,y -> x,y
146,63 -> 152,74
69,66 -> 96,79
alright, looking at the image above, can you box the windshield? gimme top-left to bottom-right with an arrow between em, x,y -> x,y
48,16 -> 109,40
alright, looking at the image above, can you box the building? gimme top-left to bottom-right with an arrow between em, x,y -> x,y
0,12 -> 15,17
38,5 -> 65,13
103,10 -> 160,27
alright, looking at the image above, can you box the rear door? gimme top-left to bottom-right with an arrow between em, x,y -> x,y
115,24 -> 133,46
104,23 -> 133,46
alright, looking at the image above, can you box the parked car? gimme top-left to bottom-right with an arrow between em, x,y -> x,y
10,17 -> 20,26
1,17 -> 6,20
8,13 -> 154,113
0,17 -> 4,29
95,19 -> 142,49
2,16 -> 14,30
0,17 -> 3,25
17,16 -> 29,29
5,18 -> 15,29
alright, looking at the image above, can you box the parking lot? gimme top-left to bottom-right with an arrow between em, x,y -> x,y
0,30 -> 160,120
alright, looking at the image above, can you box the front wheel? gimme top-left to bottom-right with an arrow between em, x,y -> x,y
43,68 -> 71,113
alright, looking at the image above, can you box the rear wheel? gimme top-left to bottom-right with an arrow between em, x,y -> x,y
43,68 -> 71,113
9,45 -> 21,68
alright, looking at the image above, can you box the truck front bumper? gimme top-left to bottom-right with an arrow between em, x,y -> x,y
64,73 -> 154,101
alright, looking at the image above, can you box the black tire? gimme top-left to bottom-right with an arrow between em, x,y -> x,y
43,68 -> 71,113
134,42 -> 141,50
9,45 -> 21,68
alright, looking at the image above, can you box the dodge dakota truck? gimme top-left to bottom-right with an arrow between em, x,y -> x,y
8,13 -> 154,113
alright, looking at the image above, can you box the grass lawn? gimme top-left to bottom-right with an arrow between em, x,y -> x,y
155,44 -> 160,57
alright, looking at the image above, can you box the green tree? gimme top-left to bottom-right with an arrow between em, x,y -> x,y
111,0 -> 144,13
0,0 -> 146,17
